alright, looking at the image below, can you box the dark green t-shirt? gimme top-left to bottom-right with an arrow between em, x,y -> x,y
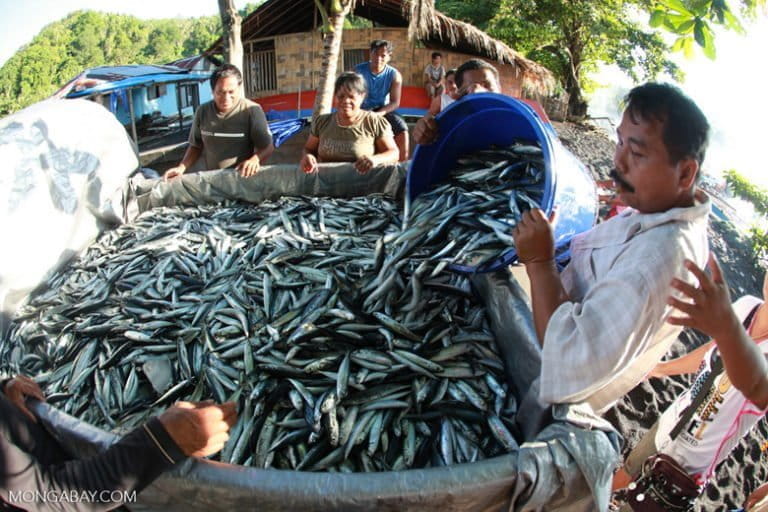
311,111 -> 392,162
189,98 -> 272,170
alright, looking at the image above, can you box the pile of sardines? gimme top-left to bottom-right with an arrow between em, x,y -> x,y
1,143 -> 542,472
404,140 -> 544,268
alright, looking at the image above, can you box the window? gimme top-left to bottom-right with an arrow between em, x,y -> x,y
178,84 -> 199,109
343,49 -> 368,71
147,84 -> 167,100
245,40 -> 277,95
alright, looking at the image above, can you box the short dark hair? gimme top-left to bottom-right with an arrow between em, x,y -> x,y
334,72 -> 367,97
210,64 -> 242,90
445,68 -> 457,79
455,59 -> 499,89
431,52 -> 442,60
623,82 -> 709,166
370,39 -> 393,53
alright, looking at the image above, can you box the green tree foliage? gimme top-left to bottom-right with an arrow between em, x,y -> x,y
434,0 -> 764,118
723,168 -> 768,263
649,0 -> 765,60
437,0 -> 679,117
0,9 -> 242,117
724,169 -> 768,216
748,225 -> 768,263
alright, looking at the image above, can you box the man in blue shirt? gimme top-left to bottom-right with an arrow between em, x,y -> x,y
354,40 -> 409,161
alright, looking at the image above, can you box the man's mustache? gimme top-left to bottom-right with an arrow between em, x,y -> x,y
610,169 -> 635,193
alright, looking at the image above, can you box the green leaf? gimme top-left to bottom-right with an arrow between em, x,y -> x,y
689,0 -> 712,16
682,36 -> 695,58
656,0 -> 694,16
723,9 -> 745,34
649,9 -> 668,27
671,35 -> 687,51
693,19 -> 707,46
676,19 -> 696,33
698,21 -> 717,59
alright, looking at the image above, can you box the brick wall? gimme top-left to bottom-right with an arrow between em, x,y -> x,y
248,27 -> 525,98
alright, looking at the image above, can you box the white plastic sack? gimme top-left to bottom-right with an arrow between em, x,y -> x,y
0,98 -> 138,338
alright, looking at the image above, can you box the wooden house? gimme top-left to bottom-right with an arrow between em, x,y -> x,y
207,0 -> 554,118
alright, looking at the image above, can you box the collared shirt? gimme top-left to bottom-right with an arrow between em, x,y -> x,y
540,192 -> 711,413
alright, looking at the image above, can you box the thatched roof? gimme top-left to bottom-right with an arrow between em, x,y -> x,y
406,0 -> 554,93
208,0 -> 554,94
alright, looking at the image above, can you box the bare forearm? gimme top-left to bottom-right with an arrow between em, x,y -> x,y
525,260 -> 570,345
256,142 -> 274,163
371,148 -> 398,166
655,341 -> 713,377
178,145 -> 201,171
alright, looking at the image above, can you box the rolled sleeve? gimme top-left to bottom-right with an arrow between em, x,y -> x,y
540,269 -> 658,404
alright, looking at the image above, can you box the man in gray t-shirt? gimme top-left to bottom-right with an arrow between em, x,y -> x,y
165,64 -> 274,180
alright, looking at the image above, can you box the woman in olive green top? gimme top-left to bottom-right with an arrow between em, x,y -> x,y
301,72 -> 398,175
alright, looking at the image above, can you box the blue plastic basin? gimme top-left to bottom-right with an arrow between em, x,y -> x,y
407,93 -> 598,272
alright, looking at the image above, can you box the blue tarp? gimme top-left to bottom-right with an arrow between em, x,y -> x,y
269,118 -> 309,148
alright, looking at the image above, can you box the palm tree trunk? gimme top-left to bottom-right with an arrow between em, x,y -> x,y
218,0 -> 243,73
311,1 -> 353,121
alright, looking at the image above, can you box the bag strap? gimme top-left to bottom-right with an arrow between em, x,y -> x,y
668,303 -> 760,440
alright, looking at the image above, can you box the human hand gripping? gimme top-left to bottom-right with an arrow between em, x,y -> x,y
354,155 -> 375,175
236,155 -> 261,178
301,153 -> 318,174
164,165 -> 186,181
666,255 -> 739,342
158,401 -> 237,458
413,114 -> 438,146
3,375 -> 45,422
511,208 -> 557,265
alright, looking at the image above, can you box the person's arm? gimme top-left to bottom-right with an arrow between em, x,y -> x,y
1,379 -> 235,512
413,114 -> 439,145
746,482 -> 768,510
354,133 -> 398,175
668,257 -> 768,409
300,135 -> 320,174
648,340 -> 714,378
377,70 -> 402,115
164,145 -> 201,181
511,208 -> 566,343
237,105 -> 274,178
165,110 -> 204,181
427,95 -> 441,117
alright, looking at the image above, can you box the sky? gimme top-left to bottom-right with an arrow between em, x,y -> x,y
589,15 -> 768,191
0,0 -> 245,66
1,1 -> 766,189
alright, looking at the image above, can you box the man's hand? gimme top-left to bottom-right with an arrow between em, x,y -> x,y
354,155 -> 375,175
158,401 -> 237,458
3,376 -> 45,423
164,166 -> 186,181
413,114 -> 438,146
667,255 -> 736,342
512,208 -> 557,265
301,153 -> 318,174
236,155 -> 261,178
